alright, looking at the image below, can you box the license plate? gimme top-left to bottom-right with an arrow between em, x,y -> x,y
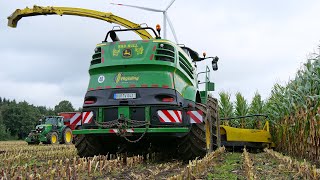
114,93 -> 136,99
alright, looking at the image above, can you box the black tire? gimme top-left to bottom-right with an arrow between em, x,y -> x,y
46,132 -> 59,145
75,134 -> 114,157
61,127 -> 73,145
178,96 -> 220,160
207,97 -> 221,148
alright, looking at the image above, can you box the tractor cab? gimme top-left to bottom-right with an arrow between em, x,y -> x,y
36,116 -> 64,132
43,116 -> 64,126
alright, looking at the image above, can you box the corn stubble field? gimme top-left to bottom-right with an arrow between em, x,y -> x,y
0,141 -> 319,179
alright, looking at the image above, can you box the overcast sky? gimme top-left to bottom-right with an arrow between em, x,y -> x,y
1,0 -> 320,109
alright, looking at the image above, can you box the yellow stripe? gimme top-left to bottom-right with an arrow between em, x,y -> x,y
96,43 -> 106,47
153,40 -> 170,43
153,40 -> 176,47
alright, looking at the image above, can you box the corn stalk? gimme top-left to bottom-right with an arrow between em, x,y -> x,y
218,91 -> 234,125
242,148 -> 256,180
234,92 -> 249,128
168,147 -> 225,180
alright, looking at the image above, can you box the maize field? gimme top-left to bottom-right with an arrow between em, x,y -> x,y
265,55 -> 320,165
1,141 -> 319,179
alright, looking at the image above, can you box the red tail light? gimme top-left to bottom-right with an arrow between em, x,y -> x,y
84,100 -> 95,104
162,97 -> 174,102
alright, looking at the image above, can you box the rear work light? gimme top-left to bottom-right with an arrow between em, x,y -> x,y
162,97 -> 174,102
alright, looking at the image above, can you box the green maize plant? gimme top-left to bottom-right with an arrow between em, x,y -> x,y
248,92 -> 265,129
234,92 -> 249,128
265,52 -> 320,165
218,92 -> 266,129
218,91 -> 234,125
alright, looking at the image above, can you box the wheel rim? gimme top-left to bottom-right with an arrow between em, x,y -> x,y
65,131 -> 72,143
51,134 -> 57,143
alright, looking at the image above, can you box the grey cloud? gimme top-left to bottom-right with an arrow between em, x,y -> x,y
1,0 -> 320,109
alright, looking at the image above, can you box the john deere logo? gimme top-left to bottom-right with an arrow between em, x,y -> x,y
122,48 -> 132,58
98,75 -> 105,83
114,73 -> 139,83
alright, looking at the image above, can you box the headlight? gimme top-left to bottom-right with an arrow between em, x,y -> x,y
36,127 -> 45,133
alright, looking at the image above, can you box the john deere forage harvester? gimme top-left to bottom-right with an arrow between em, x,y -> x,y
8,6 -> 220,160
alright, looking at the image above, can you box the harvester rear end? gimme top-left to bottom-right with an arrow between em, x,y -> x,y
7,5 -> 276,160
73,27 -> 221,160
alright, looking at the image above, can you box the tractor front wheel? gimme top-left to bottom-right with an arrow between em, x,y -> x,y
47,132 -> 59,145
61,127 -> 73,145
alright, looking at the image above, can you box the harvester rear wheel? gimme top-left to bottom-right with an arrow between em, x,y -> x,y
75,135 -> 102,157
178,96 -> 220,160
75,134 -> 118,157
207,97 -> 221,148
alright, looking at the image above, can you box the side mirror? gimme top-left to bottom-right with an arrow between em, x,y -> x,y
212,56 -> 219,71
207,82 -> 215,91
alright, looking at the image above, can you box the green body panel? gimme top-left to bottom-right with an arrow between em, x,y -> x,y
98,108 -> 103,123
88,40 -> 198,102
144,106 -> 151,122
73,127 -> 190,135
173,46 -> 197,101
77,39 -> 216,137
118,106 -> 130,119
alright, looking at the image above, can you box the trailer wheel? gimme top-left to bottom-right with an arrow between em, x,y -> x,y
61,127 -> 73,145
47,132 -> 59,145
178,97 -> 220,160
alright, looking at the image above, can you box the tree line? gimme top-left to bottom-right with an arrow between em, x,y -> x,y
0,98 -> 77,140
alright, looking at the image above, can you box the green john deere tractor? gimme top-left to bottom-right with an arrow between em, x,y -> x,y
26,116 -> 73,145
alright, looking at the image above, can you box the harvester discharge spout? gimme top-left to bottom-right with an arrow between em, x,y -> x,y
7,5 -> 154,40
